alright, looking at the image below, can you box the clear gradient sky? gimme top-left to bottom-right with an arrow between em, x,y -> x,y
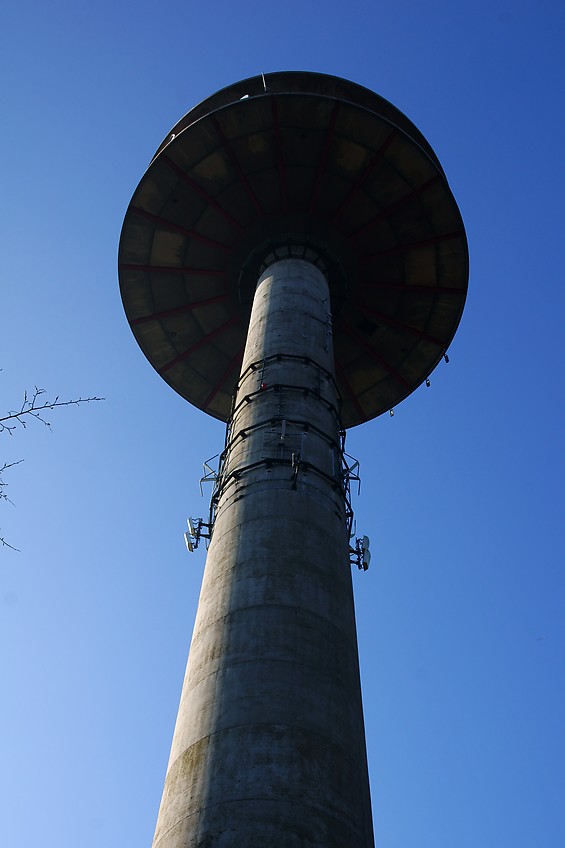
1,2 -> 564,846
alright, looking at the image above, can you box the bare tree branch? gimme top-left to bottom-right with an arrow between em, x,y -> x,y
1,388 -> 104,434
1,386 -> 104,550
0,461 -> 23,550
0,535 -> 20,552
0,459 -> 24,502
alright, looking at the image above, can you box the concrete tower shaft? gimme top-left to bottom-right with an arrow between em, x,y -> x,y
152,260 -> 374,848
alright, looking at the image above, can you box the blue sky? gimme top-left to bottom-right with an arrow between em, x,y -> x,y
1,1 -> 564,846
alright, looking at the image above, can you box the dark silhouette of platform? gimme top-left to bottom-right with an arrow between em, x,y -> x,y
119,71 -> 468,428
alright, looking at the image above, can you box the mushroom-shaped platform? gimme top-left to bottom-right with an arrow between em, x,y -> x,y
119,71 -> 468,428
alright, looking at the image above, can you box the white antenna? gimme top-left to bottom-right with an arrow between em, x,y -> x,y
185,518 -> 197,553
361,536 -> 371,570
351,534 -> 371,570
184,516 -> 212,553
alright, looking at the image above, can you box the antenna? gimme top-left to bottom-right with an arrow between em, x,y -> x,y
361,536 -> 371,571
183,517 -> 211,553
351,534 -> 372,571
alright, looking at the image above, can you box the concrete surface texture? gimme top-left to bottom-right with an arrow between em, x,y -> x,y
152,259 -> 374,848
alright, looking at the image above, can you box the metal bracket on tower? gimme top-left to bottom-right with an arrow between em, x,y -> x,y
340,440 -> 361,539
199,455 -> 219,496
198,453 -> 227,537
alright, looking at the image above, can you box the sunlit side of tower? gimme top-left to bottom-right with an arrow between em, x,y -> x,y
119,72 -> 468,848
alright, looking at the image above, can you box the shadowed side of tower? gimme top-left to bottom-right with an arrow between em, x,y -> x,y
152,260 -> 374,848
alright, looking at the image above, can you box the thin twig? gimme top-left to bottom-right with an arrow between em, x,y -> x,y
1,389 -> 104,434
0,459 -> 24,503
1,387 -> 104,550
